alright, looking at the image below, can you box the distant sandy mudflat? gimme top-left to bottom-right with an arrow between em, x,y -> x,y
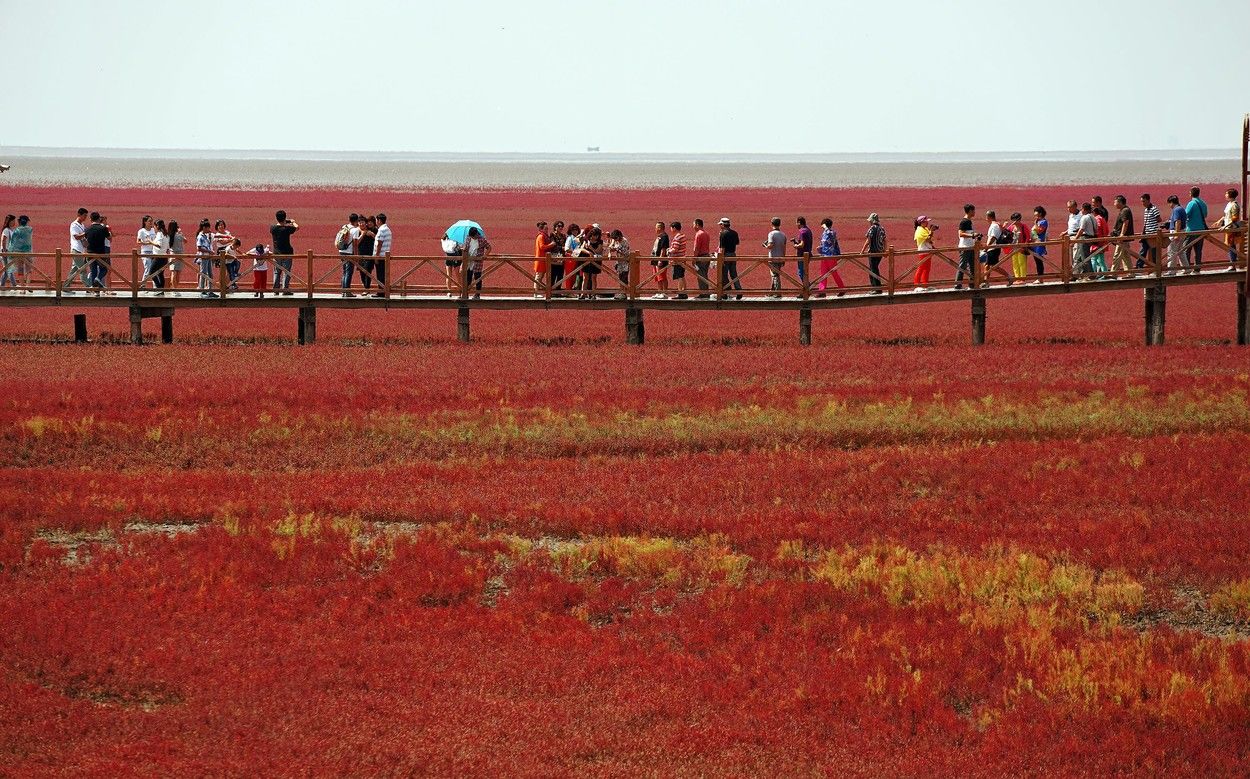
0,153 -> 1238,190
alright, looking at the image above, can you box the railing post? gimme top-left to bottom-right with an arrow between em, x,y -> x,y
628,251 -> 640,301
306,250 -> 315,299
54,249 -> 63,300
131,249 -> 140,299
713,250 -> 724,300
218,253 -> 228,300
459,247 -> 470,300
971,294 -> 986,345
1238,280 -> 1248,346
1061,234 -> 1071,284
383,251 -> 391,300
972,238 -> 983,289
886,245 -> 896,297
800,252 -> 811,300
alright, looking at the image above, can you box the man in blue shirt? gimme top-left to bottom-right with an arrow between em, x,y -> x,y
1184,186 -> 1208,269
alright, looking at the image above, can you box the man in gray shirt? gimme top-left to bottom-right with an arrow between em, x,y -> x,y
764,217 -> 786,298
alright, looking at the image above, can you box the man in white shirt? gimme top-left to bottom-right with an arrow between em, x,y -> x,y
371,213 -> 392,298
63,208 -> 90,292
764,217 -> 786,298
137,215 -> 160,290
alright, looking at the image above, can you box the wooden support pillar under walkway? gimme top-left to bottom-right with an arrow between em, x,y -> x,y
1238,281 -> 1248,346
1145,286 -> 1166,346
128,305 -> 174,345
298,306 -> 316,345
73,313 -> 87,343
457,306 -> 471,343
799,306 -> 812,346
971,294 -> 986,346
625,307 -> 645,345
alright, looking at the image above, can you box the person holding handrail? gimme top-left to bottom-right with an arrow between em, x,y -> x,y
955,203 -> 977,290
1138,194 -> 1160,271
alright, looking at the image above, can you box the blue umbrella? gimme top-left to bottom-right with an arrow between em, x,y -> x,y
444,220 -> 484,245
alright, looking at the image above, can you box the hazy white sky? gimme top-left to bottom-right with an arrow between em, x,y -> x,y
6,0 -> 1246,154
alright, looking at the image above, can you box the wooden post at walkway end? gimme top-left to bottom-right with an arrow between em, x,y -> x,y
799,306 -> 812,346
457,307 -> 471,343
1237,281 -> 1248,346
625,307 -> 645,345
971,294 -> 986,346
128,305 -> 144,345
73,313 -> 87,343
1145,285 -> 1166,346
298,306 -> 317,345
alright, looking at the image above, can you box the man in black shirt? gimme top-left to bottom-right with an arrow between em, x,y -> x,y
717,217 -> 742,300
270,210 -> 298,295
83,212 -> 110,291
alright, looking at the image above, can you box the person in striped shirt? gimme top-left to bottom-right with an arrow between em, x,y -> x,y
668,221 -> 688,300
1139,194 -> 1161,271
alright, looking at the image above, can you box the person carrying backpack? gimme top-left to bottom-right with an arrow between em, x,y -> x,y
337,213 -> 361,297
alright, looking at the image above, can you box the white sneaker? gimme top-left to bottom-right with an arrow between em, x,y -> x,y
1227,266 -> 1238,272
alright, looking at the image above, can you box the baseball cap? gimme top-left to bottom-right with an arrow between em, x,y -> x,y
718,217 -> 731,225
867,212 -> 879,222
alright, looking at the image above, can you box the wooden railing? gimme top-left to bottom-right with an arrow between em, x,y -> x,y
2,225 -> 1244,301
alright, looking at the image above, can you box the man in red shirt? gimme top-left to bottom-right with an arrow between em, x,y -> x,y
692,218 -> 711,299
533,221 -> 556,296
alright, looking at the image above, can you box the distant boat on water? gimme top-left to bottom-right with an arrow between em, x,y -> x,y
586,146 -> 600,152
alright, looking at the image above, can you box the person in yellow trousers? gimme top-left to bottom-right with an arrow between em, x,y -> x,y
1007,212 -> 1030,281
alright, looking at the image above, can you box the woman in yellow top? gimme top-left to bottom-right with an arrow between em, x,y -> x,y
912,215 -> 936,290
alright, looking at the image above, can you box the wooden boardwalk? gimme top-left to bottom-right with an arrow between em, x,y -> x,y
0,226 -> 1247,346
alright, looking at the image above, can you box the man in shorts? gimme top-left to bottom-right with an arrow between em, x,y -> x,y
650,221 -> 670,299
667,221 -> 688,299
